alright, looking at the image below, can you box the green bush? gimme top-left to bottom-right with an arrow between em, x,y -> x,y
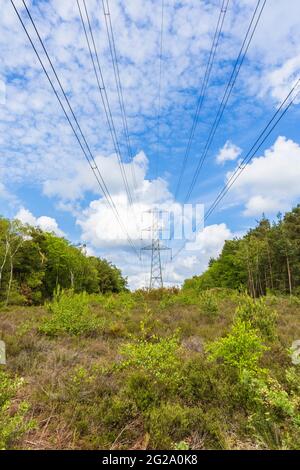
207,309 -> 300,449
4,281 -> 27,306
242,369 -> 300,449
135,288 -> 179,302
148,402 -> 195,449
118,334 -> 182,390
159,288 -> 220,313
180,358 -> 232,406
174,441 -> 190,450
159,293 -> 178,309
148,403 -> 226,449
101,395 -> 137,430
289,295 -> 300,306
236,295 -> 277,340
125,372 -> 160,411
103,292 -> 136,315
39,289 -> 104,336
199,291 -> 219,316
207,318 -> 268,377
0,370 -> 34,449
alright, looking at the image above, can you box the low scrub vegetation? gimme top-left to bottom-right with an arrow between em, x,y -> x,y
0,369 -> 35,449
39,289 -> 104,337
1,287 -> 300,449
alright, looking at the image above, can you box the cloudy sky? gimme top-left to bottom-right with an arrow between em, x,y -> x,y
1,0 -> 300,288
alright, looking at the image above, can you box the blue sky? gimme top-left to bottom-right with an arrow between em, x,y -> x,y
1,0 -> 300,288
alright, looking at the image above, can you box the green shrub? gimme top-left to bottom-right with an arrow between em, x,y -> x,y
178,290 -> 200,305
101,395 -> 137,430
39,289 -> 104,336
242,369 -> 300,448
174,440 -> 189,450
106,320 -> 128,338
68,396 -> 137,448
137,311 -> 161,340
236,295 -> 277,340
118,334 -> 182,389
135,288 -> 179,302
244,371 -> 293,414
289,295 -> 300,306
158,288 -> 200,309
199,291 -> 219,316
180,357 -> 232,406
207,318 -> 268,377
286,367 -> 300,394
148,403 -> 226,449
159,294 -> 178,309
160,288 -> 221,312
63,366 -> 138,447
103,292 -> 136,315
125,372 -> 160,411
66,366 -> 97,401
148,402 -> 195,449
4,281 -> 27,306
0,370 -> 34,449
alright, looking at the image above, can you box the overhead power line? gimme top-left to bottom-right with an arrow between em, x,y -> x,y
77,0 -> 135,208
183,0 -> 267,203
172,77 -> 300,261
101,0 -> 139,196
204,78 -> 300,221
175,0 -> 230,200
141,1 -> 170,290
163,0 -> 230,282
154,0 -> 267,279
155,0 -> 165,188
11,0 -> 139,257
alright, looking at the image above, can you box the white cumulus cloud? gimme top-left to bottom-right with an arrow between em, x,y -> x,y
259,55 -> 300,105
15,207 -> 65,237
216,140 -> 242,165
227,136 -> 300,217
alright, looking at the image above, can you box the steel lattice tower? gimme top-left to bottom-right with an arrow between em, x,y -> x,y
141,208 -> 170,289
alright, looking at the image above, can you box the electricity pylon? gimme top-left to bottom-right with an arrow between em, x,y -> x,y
141,208 -> 171,289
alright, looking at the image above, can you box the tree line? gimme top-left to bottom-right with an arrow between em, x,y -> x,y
0,216 -> 127,305
184,205 -> 300,297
